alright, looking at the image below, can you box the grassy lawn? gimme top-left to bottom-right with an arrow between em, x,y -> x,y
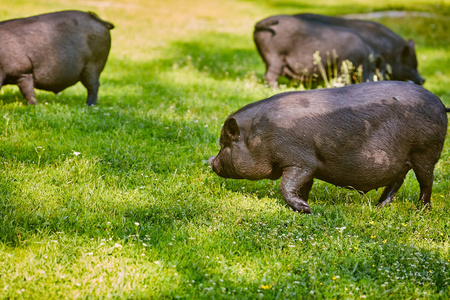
1,0 -> 449,298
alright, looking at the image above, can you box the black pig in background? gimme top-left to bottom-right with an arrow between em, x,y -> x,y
0,10 -> 114,105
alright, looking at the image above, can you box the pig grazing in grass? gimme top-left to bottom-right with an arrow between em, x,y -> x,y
209,81 -> 448,213
253,15 -> 382,87
0,10 -> 114,105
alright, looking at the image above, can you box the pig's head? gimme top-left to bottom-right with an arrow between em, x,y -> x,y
209,117 -> 276,180
392,39 -> 425,85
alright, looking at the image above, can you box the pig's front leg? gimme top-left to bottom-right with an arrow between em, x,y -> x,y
280,166 -> 314,214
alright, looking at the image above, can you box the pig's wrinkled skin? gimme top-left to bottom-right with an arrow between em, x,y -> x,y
253,15 -> 382,88
294,13 -> 425,85
0,10 -> 114,105
209,81 -> 448,214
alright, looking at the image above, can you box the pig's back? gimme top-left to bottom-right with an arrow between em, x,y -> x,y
234,81 -> 446,127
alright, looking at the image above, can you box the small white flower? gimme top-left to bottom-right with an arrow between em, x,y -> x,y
73,151 -> 81,156
134,222 -> 140,226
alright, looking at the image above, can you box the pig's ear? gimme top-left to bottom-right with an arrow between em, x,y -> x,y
224,118 -> 240,142
408,39 -> 415,50
401,44 -> 411,62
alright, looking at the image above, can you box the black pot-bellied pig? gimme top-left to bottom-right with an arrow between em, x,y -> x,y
254,15 -> 382,87
0,10 -> 114,105
209,81 -> 448,213
294,13 -> 425,85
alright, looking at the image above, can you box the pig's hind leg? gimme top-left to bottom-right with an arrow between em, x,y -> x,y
376,178 -> 405,208
411,161 -> 436,209
80,66 -> 101,106
17,74 -> 38,105
280,166 -> 314,214
376,165 -> 411,208
410,148 -> 442,209
264,55 -> 284,88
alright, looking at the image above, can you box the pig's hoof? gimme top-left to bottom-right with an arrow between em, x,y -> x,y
376,199 -> 391,209
293,204 -> 311,214
376,203 -> 388,210
422,202 -> 431,210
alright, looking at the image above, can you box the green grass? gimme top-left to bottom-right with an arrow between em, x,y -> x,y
1,0 -> 449,298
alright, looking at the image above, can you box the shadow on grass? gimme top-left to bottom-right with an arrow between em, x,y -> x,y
163,36 -> 262,81
102,33 -> 264,98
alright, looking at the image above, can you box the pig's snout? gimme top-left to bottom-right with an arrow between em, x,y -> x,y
208,156 -> 215,168
417,76 -> 425,86
409,75 -> 425,86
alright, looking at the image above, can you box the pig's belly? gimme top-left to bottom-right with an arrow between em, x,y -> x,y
34,71 -> 82,93
314,150 -> 411,191
33,56 -> 85,93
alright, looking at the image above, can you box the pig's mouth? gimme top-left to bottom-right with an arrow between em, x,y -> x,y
209,156 -> 222,175
208,156 -> 215,169
209,156 -> 220,175
407,76 -> 425,86
208,156 -> 243,179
